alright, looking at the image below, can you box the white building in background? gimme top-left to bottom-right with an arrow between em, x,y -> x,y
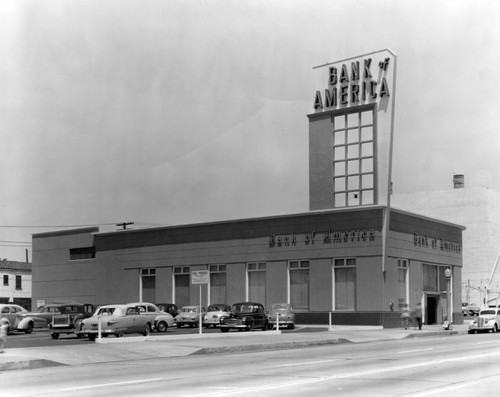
392,176 -> 500,307
0,260 -> 32,309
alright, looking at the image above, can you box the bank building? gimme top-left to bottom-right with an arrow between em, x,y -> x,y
32,50 -> 464,327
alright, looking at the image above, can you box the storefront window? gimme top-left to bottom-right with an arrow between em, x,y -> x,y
174,266 -> 190,307
423,264 -> 448,292
332,107 -> 376,208
248,262 -> 266,304
289,261 -> 309,310
334,258 -> 356,310
209,265 -> 226,304
141,268 -> 156,303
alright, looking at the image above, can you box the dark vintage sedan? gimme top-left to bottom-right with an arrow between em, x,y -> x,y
219,302 -> 268,332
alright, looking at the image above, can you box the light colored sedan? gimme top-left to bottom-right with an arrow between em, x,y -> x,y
128,302 -> 175,332
268,303 -> 296,329
0,304 -> 47,334
79,304 -> 153,341
468,308 -> 500,333
175,306 -> 206,328
204,304 -> 231,328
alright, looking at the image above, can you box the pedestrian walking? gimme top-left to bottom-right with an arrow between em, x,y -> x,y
401,306 -> 411,329
0,318 -> 9,353
413,303 -> 423,330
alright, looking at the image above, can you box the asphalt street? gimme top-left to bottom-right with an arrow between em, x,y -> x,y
2,328 -> 499,397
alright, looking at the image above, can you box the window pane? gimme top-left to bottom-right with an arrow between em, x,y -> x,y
361,174 -> 373,189
347,113 -> 359,127
334,193 -> 346,207
348,176 -> 359,190
334,177 -> 346,191
347,160 -> 359,174
347,129 -> 358,144
361,142 -> 373,157
361,190 -> 374,205
248,271 -> 266,304
175,274 -> 190,307
334,162 -> 346,177
348,192 -> 360,206
210,273 -> 226,303
361,158 -> 373,173
334,115 -> 345,129
361,111 -> 373,125
334,146 -> 345,161
290,269 -> 309,310
335,267 -> 356,310
334,131 -> 345,145
335,259 -> 345,267
347,145 -> 359,159
361,126 -> 373,141
423,265 -> 437,291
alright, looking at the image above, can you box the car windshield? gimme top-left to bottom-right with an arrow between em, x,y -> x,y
182,307 -> 197,313
481,310 -> 496,315
232,304 -> 254,313
272,304 -> 289,310
207,305 -> 229,312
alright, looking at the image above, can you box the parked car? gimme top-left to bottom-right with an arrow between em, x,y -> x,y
219,302 -> 268,332
49,303 -> 95,339
267,303 -> 295,329
175,306 -> 206,328
155,303 -> 178,318
129,302 -> 175,332
79,303 -> 153,341
26,302 -> 94,325
204,304 -> 231,328
468,308 -> 500,333
463,303 -> 480,316
0,304 -> 47,334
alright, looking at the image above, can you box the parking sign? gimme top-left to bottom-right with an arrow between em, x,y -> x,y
191,270 -> 209,284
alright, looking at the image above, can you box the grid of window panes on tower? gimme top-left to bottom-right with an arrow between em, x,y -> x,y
332,108 -> 375,207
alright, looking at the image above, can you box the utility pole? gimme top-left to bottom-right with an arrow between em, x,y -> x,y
116,222 -> 134,230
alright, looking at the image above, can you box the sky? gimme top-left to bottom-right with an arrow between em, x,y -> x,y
1,0 -> 499,262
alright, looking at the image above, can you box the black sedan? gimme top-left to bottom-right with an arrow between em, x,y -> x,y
219,302 -> 268,332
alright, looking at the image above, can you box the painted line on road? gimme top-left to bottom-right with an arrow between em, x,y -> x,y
408,380 -> 481,396
397,348 -> 433,354
277,359 -> 337,367
194,351 -> 500,396
476,340 -> 499,345
55,377 -> 165,392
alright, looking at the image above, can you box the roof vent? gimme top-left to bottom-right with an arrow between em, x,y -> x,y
453,174 -> 464,189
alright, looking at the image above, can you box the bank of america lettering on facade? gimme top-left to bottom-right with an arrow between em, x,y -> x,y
308,49 -> 396,211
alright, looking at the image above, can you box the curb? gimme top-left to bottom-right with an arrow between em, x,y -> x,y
193,338 -> 351,355
0,359 -> 65,372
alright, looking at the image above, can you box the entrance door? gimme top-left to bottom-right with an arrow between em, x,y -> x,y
426,295 -> 439,325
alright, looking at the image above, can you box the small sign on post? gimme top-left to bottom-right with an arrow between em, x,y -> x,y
191,270 -> 210,285
191,270 -> 209,334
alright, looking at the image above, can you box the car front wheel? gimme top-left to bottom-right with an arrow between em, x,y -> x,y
157,321 -> 168,332
143,324 -> 151,336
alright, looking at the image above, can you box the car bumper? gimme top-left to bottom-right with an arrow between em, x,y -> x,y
269,320 -> 294,326
469,325 -> 494,331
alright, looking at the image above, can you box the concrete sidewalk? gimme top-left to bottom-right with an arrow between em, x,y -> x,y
0,323 -> 469,372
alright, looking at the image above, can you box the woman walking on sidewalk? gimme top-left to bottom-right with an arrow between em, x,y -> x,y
413,303 -> 423,330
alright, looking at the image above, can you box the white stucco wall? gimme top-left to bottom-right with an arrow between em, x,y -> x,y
392,187 -> 500,306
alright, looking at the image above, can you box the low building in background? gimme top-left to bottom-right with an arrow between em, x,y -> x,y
393,177 -> 500,308
0,260 -> 32,309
